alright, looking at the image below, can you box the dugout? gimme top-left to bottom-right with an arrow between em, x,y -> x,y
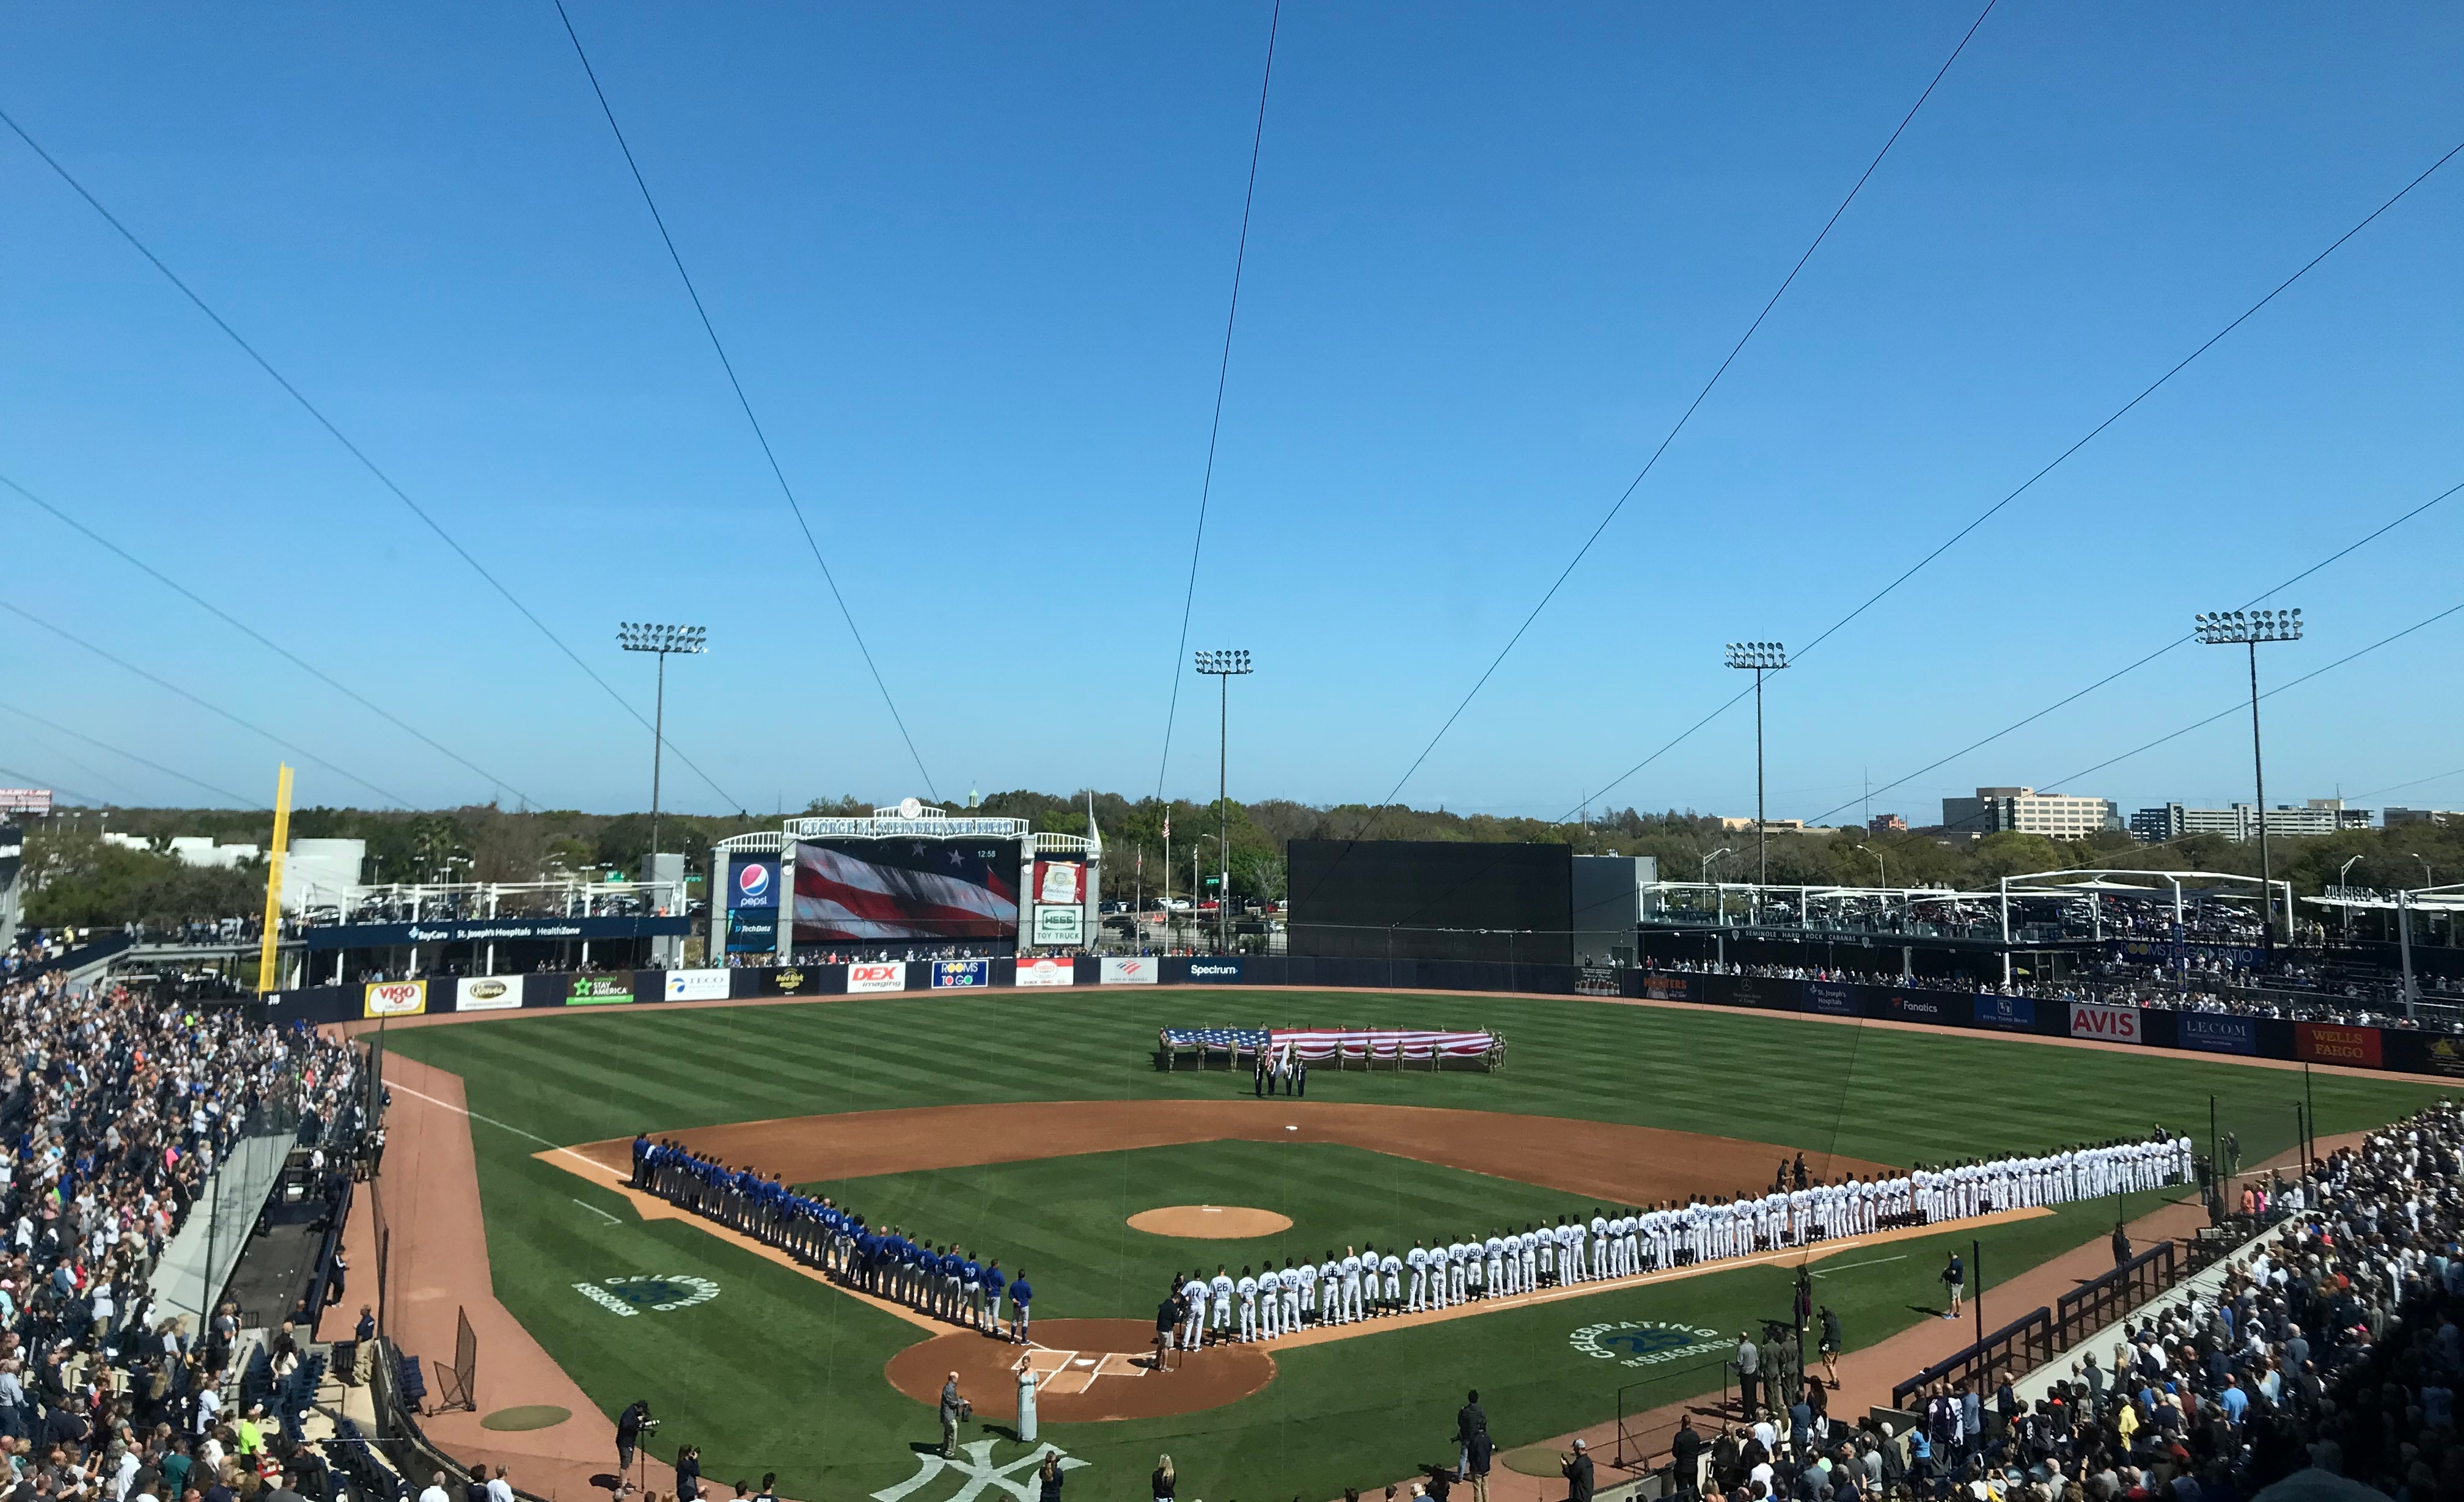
1286,839 -> 1572,965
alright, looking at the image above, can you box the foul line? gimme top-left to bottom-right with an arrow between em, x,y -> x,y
571,1198 -> 622,1225
387,1079 -> 612,1178
1812,1254 -> 1908,1278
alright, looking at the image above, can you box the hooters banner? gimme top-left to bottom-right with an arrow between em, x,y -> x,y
2068,1003 -> 2141,1044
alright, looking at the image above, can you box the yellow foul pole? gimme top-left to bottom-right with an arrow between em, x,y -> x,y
256,764 -> 293,994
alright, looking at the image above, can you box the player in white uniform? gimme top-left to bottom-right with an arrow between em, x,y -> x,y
1443,1239 -> 1465,1303
1590,1210 -> 1610,1277
1520,1223 -> 1541,1289
1319,1252 -> 1342,1324
1257,1262 -> 1282,1339
1209,1265 -> 1234,1338
1297,1251 -> 1318,1322
1380,1247 -> 1402,1313
1340,1247 -> 1365,1323
1484,1231 -> 1506,1297
1181,1272 -> 1208,1350
1406,1242 -> 1431,1311
1281,1256 -> 1304,1332
1237,1266 -> 1259,1342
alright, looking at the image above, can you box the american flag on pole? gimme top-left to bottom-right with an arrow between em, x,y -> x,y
1270,1027 -> 1496,1061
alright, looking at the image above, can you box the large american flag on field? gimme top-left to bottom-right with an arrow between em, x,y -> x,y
792,840 -> 1019,942
1270,1027 -> 1496,1061
1160,1028 -> 1270,1053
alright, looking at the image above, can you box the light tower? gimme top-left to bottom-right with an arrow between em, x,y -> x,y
1193,649 -> 1253,953
1724,641 -> 1788,888
617,621 -> 708,859
2193,608 -> 2301,949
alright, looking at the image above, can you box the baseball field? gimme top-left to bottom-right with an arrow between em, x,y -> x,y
370,990 -> 2452,1502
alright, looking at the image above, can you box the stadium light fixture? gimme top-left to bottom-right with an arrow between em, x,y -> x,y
618,621 -> 709,860
2194,607 -> 2301,952
1194,650 -> 1255,953
1723,641 -> 1788,887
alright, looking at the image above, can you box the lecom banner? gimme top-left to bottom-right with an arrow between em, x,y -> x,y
2068,1003 -> 2141,1043
846,962 -> 907,994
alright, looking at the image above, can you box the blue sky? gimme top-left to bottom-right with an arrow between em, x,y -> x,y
1,3 -> 2458,826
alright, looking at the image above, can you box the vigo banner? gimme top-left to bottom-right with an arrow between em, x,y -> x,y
846,962 -> 908,994
364,980 -> 427,1018
2068,1002 -> 2141,1043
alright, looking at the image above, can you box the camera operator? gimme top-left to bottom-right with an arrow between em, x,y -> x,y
616,1401 -> 655,1479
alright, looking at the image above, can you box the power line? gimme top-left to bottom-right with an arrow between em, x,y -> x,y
0,598 -> 409,805
0,102 -> 743,812
0,468 -> 540,807
1316,0 -> 1996,871
2039,598 -> 2464,793
1155,0 -> 1283,803
1569,133 -> 2464,822
549,0 -> 936,801
1795,474 -> 2464,827
0,764 -> 111,810
0,699 -> 263,807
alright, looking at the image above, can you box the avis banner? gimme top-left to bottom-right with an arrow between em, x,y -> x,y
2067,1003 -> 2141,1043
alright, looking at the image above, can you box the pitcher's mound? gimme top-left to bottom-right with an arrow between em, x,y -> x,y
1128,1204 -> 1292,1239
886,1319 -> 1273,1421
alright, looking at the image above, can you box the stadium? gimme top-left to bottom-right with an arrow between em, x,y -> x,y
5,10 -> 2464,1502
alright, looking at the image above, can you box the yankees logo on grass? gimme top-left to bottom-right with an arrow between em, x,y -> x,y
1568,1321 -> 1724,1368
871,1440 -> 1085,1502
572,1275 -> 720,1316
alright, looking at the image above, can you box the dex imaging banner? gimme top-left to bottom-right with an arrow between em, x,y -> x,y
1101,956 -> 1159,985
455,976 -> 522,1013
2068,1003 -> 2141,1044
663,969 -> 731,1002
846,962 -> 908,994
364,980 -> 427,1018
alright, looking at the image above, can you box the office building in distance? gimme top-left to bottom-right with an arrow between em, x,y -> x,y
1941,786 -> 2121,837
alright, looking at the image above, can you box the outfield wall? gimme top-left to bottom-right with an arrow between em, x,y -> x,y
258,957 -> 2464,1082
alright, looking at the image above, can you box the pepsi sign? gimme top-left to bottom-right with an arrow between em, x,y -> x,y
729,858 -> 778,910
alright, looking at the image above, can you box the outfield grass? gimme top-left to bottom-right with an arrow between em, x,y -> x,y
380,990 -> 2451,1502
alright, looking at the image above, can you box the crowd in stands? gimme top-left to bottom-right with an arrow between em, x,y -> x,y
0,961 -> 366,1502
1740,1102 -> 2464,1502
1643,959 -> 2464,1033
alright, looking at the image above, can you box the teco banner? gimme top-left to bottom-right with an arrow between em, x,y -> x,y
846,962 -> 907,994
663,969 -> 731,1002
2296,1022 -> 2382,1068
2069,1003 -> 2141,1044
1016,957 -> 1074,987
1100,956 -> 1158,985
455,976 -> 521,1013
364,980 -> 427,1019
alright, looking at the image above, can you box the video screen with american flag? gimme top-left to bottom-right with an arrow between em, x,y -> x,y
791,838 -> 1022,943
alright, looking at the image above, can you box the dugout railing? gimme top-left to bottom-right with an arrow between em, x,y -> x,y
2053,1240 -> 2177,1347
1613,1355 -> 1733,1479
1888,1306 -> 2057,1412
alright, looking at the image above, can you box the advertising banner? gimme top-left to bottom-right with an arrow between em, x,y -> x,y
728,857 -> 780,910
2393,1032 -> 2464,1079
1016,956 -> 1074,987
931,959 -> 990,989
1033,860 -> 1087,906
663,969 -> 731,1002
454,976 -> 521,1013
1185,958 -> 1245,984
364,980 -> 427,1018
846,962 -> 907,994
1973,995 -> 2036,1030
1640,973 -> 1694,1002
725,912 -> 778,954
2177,1013 -> 2257,1055
566,975 -> 635,1006
2068,1002 -> 2141,1044
766,966 -> 821,996
794,837 -> 1021,945
1032,905 -> 1086,946
2295,1022 -> 2382,1068
1882,991 -> 1953,1023
1100,956 -> 1159,985
1803,982 -> 1860,1017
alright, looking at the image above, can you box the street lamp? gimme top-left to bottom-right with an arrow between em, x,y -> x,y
1856,842 -> 1886,888
2338,854 -> 2363,942
1700,846 -> 1734,885
1724,642 -> 1788,887
1194,650 -> 1253,953
617,621 -> 707,860
2194,608 -> 2300,951
2414,853 -> 2436,888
